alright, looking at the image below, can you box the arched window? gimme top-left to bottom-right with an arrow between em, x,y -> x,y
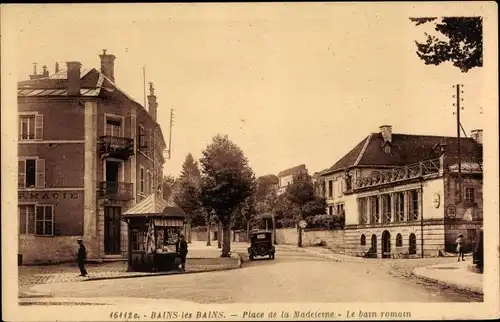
396,233 -> 403,247
360,234 -> 366,246
409,233 -> 417,255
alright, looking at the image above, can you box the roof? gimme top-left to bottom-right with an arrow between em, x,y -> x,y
323,132 -> 482,175
18,67 -> 167,149
277,164 -> 307,178
122,193 -> 185,218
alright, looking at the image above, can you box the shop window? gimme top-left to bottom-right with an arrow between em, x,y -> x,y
409,190 -> 420,221
409,233 -> 417,254
35,205 -> 54,236
131,229 -> 146,251
18,159 -> 45,189
19,205 -> 35,234
396,233 -> 403,247
360,234 -> 366,246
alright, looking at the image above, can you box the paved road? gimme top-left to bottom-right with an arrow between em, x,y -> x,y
28,245 -> 481,303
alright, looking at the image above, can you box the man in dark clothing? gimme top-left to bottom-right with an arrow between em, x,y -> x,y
177,234 -> 188,271
77,239 -> 88,277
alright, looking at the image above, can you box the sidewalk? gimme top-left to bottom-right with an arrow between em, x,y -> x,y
412,259 -> 483,294
19,244 -> 241,294
278,244 -> 365,262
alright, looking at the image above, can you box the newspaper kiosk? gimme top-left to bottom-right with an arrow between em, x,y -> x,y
122,194 -> 186,272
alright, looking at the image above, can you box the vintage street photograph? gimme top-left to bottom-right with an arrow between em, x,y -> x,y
2,2 -> 499,321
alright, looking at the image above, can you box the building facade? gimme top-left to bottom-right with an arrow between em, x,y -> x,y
320,125 -> 483,258
276,164 -> 308,195
17,51 -> 167,264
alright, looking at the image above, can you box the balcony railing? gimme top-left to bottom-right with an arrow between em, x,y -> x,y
352,158 -> 441,190
98,181 -> 134,201
99,136 -> 134,159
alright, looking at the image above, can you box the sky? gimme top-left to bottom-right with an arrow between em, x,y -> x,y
2,3 -> 493,178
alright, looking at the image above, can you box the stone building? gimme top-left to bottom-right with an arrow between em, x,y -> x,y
17,51 -> 167,264
320,125 -> 483,258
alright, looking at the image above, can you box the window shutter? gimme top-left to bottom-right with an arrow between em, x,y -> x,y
35,159 -> 46,188
18,160 -> 26,188
35,114 -> 43,140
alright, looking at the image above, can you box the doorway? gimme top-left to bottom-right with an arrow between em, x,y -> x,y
371,234 -> 377,258
104,206 -> 122,254
382,230 -> 391,258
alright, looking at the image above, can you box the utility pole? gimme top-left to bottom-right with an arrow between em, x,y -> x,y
453,84 -> 464,203
143,66 -> 147,109
167,109 -> 174,159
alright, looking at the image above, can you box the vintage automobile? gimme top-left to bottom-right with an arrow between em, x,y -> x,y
248,230 -> 275,260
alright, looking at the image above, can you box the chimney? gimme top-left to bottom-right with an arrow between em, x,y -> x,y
470,129 -> 483,144
29,63 -> 41,80
380,125 -> 392,143
42,65 -> 49,77
66,61 -> 82,96
99,49 -> 116,83
55,62 -> 60,73
147,82 -> 158,122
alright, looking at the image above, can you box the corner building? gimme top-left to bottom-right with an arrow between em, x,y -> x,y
17,51 -> 167,264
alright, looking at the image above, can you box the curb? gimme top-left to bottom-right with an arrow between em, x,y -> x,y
411,267 -> 483,296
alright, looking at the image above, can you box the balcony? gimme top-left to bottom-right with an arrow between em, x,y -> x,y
99,136 -> 134,160
352,158 -> 441,191
98,181 -> 134,201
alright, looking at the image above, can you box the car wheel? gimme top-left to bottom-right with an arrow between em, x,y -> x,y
271,254 -> 275,260
249,255 -> 254,261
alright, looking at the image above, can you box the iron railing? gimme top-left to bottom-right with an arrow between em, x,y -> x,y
98,181 -> 133,200
99,136 -> 134,158
353,158 -> 441,190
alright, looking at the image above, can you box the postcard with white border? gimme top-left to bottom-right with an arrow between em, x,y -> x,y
1,2 -> 499,321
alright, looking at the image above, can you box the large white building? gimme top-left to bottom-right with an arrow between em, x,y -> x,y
319,125 -> 483,258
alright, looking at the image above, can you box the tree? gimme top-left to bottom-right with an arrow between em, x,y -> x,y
173,154 -> 205,243
199,135 -> 256,257
410,17 -> 483,73
282,171 -> 327,246
162,175 -> 177,201
233,194 -> 258,237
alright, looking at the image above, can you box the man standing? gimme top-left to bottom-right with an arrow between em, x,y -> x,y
177,234 -> 188,271
77,239 -> 88,277
455,234 -> 465,262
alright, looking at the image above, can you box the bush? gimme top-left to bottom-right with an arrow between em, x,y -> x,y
305,214 -> 345,230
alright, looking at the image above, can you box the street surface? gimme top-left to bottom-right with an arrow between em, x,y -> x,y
27,244 -> 482,303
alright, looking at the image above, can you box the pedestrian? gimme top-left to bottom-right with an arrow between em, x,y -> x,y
176,234 -> 188,271
455,234 -> 465,262
77,239 -> 88,277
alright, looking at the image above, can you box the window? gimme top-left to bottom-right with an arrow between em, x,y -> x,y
396,192 -> 405,222
382,194 -> 392,223
338,179 -> 344,197
36,205 -> 54,236
370,196 -> 380,224
336,203 -> 344,216
139,167 -> 145,194
328,180 -> 333,198
147,170 -> 153,195
131,229 -> 146,251
19,114 -> 43,140
19,205 -> 53,236
19,205 -> 35,234
105,118 -> 122,137
396,233 -> 403,247
138,125 -> 147,150
18,159 -> 45,189
409,190 -> 420,221
360,234 -> 366,246
358,198 -> 368,224
464,187 -> 475,204
329,205 -> 334,216
409,233 -> 417,254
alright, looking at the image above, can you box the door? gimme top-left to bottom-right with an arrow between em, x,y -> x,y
382,230 -> 391,258
104,206 -> 121,254
371,234 -> 377,258
106,161 -> 120,195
